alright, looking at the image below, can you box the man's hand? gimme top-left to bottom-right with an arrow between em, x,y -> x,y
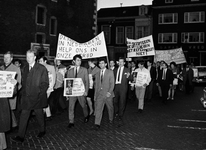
156,83 -> 159,86
106,92 -> 111,98
9,78 -> 17,85
84,92 -> 88,96
126,72 -> 130,78
143,83 -> 147,87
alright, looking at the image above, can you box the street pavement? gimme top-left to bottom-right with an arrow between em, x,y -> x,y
6,86 -> 206,150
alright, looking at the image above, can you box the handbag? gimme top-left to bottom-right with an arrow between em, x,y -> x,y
173,78 -> 178,85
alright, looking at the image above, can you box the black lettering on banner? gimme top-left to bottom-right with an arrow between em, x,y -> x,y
136,51 -> 146,56
91,47 -> 97,52
57,53 -> 72,59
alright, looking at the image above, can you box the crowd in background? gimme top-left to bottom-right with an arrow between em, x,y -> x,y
0,50 -> 195,149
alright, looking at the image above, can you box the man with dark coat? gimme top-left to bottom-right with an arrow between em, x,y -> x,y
11,49 -> 49,143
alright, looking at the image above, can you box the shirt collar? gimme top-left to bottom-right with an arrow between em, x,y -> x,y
29,62 -> 35,68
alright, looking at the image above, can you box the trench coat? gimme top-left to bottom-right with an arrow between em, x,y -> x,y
20,62 -> 49,110
0,98 -> 10,132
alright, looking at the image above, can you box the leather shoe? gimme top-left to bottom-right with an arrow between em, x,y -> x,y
11,136 -> 24,143
37,131 -> 46,138
67,123 -> 74,128
84,116 -> 89,123
138,109 -> 143,113
92,124 -> 100,131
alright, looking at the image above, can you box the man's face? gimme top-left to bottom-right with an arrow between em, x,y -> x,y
74,58 -> 81,66
39,58 -> 45,65
131,62 -> 136,68
4,54 -> 13,66
162,63 -> 167,69
110,61 -> 115,67
118,59 -> 125,67
138,63 -> 144,69
26,52 -> 36,65
88,61 -> 94,67
147,61 -> 151,67
99,61 -> 107,69
56,60 -> 61,66
14,61 -> 21,68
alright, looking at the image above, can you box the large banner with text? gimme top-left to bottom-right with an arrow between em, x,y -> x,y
154,47 -> 186,64
56,32 -> 108,60
0,71 -> 16,98
127,35 -> 155,58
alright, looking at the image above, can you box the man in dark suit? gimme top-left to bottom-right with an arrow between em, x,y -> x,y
156,61 -> 173,104
66,54 -> 89,128
93,58 -> 115,129
114,57 -> 130,121
127,60 -> 136,102
145,60 -> 157,103
11,49 -> 49,143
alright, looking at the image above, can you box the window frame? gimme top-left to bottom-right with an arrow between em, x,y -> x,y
184,11 -> 205,23
116,26 -> 124,44
158,33 -> 177,44
181,32 -> 204,43
49,16 -> 57,36
35,32 -> 46,44
101,25 -> 111,44
36,5 -> 47,26
158,13 -> 178,24
165,0 -> 173,3
125,26 -> 134,39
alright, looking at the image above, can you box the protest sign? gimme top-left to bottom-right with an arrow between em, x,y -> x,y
154,47 -> 186,64
47,72 -> 54,93
127,35 -> 155,58
56,32 -> 108,60
64,78 -> 85,97
0,71 -> 16,98
135,71 -> 149,87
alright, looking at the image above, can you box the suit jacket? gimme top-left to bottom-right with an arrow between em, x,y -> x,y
94,69 -> 115,101
157,68 -> 174,85
182,68 -> 194,85
21,62 -> 49,110
44,64 -> 56,92
114,66 -> 130,91
148,66 -> 157,81
67,66 -> 89,94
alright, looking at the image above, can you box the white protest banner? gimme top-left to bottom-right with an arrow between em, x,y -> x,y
127,35 -> 155,57
154,47 -> 186,64
135,71 -> 149,87
0,71 -> 16,98
56,32 -> 108,60
64,78 -> 85,97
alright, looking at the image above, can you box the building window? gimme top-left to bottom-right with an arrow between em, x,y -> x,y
116,26 -> 124,44
125,26 -> 134,39
159,13 -> 178,24
50,17 -> 57,36
136,26 -> 149,39
35,33 -> 46,44
158,33 -> 177,43
51,0 -> 57,2
139,6 -> 148,16
191,0 -> 199,1
181,32 -> 204,43
101,25 -> 111,44
36,5 -> 46,25
184,12 -> 205,23
165,0 -> 173,3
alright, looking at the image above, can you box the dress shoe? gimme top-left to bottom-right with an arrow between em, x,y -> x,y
138,109 -> 143,113
67,123 -> 74,128
45,116 -> 52,121
84,116 -> 89,123
11,136 -> 24,143
93,125 -> 100,130
109,120 -> 113,124
37,131 -> 46,138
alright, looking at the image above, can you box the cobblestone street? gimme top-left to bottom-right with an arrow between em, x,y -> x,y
7,86 -> 206,150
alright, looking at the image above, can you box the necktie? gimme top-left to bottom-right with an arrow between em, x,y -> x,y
75,67 -> 78,78
162,69 -> 166,80
101,70 -> 104,83
29,66 -> 32,72
117,67 -> 122,82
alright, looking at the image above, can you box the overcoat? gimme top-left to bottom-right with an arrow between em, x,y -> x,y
20,62 -> 49,110
0,98 -> 10,132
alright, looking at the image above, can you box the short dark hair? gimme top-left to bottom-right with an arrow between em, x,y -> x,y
99,58 -> 107,64
13,59 -> 21,64
27,49 -> 37,56
4,51 -> 14,58
88,58 -> 97,65
118,57 -> 125,62
147,60 -> 153,64
39,56 -> 48,62
73,54 -> 82,60
162,61 -> 168,68
170,61 -> 177,67
138,61 -> 145,65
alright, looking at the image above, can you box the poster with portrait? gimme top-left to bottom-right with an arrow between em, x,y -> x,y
64,78 -> 85,97
0,71 -> 16,98
47,72 -> 54,93
135,71 -> 149,87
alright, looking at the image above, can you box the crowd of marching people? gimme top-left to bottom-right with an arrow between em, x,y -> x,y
0,50 -> 195,149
